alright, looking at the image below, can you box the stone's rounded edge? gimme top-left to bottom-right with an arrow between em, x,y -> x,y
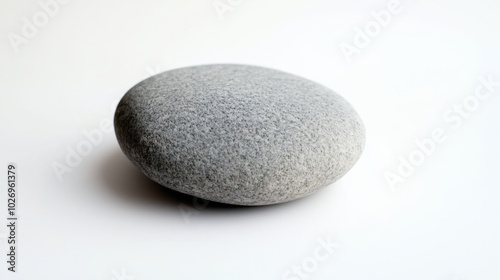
113,64 -> 366,206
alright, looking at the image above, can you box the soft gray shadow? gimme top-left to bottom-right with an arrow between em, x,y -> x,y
99,148 -> 290,211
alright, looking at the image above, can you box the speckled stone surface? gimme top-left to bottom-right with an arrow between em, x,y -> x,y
114,64 -> 365,206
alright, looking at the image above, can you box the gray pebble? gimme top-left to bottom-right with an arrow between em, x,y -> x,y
114,64 -> 365,206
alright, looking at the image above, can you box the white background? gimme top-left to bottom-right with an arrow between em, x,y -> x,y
1,0 -> 500,279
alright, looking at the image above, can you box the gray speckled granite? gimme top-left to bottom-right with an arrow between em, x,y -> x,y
114,64 -> 365,206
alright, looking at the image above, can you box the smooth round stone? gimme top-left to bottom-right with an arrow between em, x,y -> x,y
114,64 -> 365,206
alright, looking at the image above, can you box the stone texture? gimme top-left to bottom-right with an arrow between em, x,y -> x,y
114,64 -> 365,206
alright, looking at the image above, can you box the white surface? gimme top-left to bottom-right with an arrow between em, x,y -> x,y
1,0 -> 500,279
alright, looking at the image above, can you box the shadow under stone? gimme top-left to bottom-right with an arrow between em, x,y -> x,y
98,148 -> 285,211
